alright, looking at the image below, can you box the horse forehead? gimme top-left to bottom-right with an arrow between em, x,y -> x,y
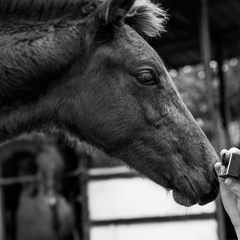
118,25 -> 162,64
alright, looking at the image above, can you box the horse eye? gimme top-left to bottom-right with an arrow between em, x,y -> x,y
136,71 -> 157,85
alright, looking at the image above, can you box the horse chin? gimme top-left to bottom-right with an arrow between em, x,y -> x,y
172,176 -> 200,207
172,190 -> 199,207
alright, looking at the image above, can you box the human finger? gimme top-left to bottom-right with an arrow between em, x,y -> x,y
228,147 -> 240,155
214,162 -> 225,183
225,177 -> 240,198
220,149 -> 230,160
214,162 -> 221,172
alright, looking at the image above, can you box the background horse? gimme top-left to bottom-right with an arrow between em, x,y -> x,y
0,0 -> 219,206
0,138 -> 83,240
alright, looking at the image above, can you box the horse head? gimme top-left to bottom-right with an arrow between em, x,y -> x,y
0,0 -> 219,206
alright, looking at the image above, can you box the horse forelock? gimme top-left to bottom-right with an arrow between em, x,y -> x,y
125,0 -> 168,38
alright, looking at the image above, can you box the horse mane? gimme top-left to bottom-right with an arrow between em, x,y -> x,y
125,0 -> 168,38
0,0 -> 167,37
0,0 -> 97,20
0,0 -> 166,105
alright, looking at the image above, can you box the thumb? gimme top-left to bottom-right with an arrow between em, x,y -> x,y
215,162 -> 240,195
225,178 -> 240,198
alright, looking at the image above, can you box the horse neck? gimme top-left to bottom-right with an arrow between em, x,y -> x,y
0,3 -> 97,106
0,0 -> 97,21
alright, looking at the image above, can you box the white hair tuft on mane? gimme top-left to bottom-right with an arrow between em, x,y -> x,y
125,0 -> 168,38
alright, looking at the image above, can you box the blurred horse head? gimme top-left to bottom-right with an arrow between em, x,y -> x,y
0,139 -> 78,240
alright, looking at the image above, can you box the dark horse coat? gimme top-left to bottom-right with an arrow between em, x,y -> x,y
0,0 -> 219,208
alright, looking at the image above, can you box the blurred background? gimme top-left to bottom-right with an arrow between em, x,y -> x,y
0,0 -> 239,240
86,0 -> 240,240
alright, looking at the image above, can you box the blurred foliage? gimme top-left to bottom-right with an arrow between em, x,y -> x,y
171,58 -> 240,122
170,58 -> 240,143
172,65 -> 209,120
225,59 -> 240,120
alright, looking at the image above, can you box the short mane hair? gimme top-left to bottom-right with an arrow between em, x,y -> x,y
0,0 -> 167,38
125,0 -> 168,38
0,0 -> 97,20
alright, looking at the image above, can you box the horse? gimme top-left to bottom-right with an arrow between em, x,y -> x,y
0,0 -> 219,207
0,138 -> 82,240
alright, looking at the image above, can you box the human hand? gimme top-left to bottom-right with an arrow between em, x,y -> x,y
215,148 -> 240,235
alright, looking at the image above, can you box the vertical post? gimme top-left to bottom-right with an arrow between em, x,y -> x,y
0,171 -> 5,240
215,196 -> 227,240
79,153 -> 91,240
216,42 -> 231,149
200,2 -> 226,240
238,28 -> 240,145
200,0 -> 219,151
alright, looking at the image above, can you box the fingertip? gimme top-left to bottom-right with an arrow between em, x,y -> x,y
220,149 -> 228,158
214,162 -> 221,172
229,147 -> 240,155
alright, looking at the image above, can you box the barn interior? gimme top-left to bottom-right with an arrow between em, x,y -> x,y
0,0 -> 239,240
88,0 -> 240,239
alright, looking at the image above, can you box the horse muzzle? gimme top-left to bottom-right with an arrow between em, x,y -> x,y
172,173 -> 219,207
197,170 -> 219,206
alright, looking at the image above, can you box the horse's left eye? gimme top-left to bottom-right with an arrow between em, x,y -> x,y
136,71 -> 157,85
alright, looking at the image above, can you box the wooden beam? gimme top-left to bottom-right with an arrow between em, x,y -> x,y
216,40 -> 231,148
79,155 -> 91,240
91,213 -> 216,226
200,2 -> 226,240
200,0 -> 219,149
0,169 -> 5,240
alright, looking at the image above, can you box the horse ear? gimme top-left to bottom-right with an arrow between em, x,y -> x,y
98,0 -> 136,24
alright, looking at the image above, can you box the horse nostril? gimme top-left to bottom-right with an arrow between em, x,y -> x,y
199,172 -> 219,206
